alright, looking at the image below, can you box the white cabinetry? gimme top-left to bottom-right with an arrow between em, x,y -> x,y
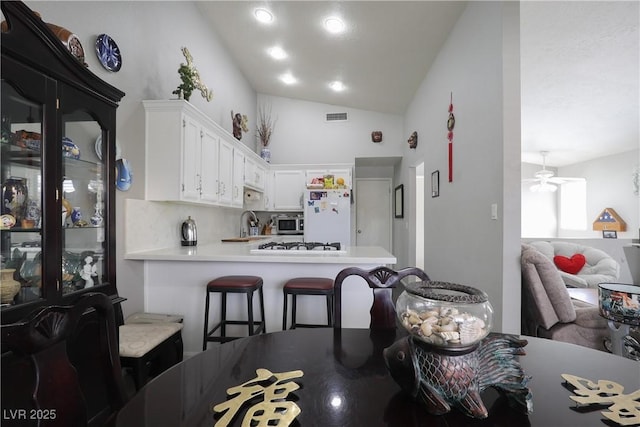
217,138 -> 234,205
271,169 -> 306,211
306,168 -> 352,189
143,100 -> 261,208
232,149 -> 245,207
198,126 -> 221,203
144,100 -> 222,204
245,156 -> 266,191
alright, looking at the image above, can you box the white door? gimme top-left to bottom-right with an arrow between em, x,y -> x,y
355,179 -> 392,251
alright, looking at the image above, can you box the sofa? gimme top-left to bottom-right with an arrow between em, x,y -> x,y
521,243 -> 609,350
527,241 -> 620,288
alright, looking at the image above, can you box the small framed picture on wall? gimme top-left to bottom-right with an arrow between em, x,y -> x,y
602,230 -> 617,239
394,184 -> 404,218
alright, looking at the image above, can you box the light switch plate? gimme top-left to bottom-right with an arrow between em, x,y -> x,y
491,203 -> 498,220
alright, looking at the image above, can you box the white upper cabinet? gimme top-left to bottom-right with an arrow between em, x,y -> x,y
198,126 -> 222,203
271,169 -> 306,211
232,149 -> 245,207
144,101 -> 221,204
245,156 -> 266,191
143,100 -> 268,208
305,168 -> 352,189
217,138 -> 234,205
180,114 -> 203,202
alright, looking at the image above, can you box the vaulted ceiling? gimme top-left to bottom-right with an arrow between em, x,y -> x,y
199,1 -> 639,167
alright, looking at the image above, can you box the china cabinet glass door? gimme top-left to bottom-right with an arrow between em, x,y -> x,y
1,66 -> 47,308
60,104 -> 107,297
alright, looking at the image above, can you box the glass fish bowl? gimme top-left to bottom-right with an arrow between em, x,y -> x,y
397,281 -> 493,350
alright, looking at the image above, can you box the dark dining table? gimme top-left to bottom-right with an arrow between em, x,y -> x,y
112,328 -> 639,427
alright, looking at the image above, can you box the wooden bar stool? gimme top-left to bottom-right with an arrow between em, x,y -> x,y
282,277 -> 334,329
203,275 -> 266,350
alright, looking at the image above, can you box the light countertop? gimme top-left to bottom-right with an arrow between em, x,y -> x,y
124,243 -> 396,264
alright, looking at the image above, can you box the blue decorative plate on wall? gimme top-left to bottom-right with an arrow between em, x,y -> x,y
95,34 -> 121,72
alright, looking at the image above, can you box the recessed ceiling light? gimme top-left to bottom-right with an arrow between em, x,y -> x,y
254,8 -> 273,24
324,17 -> 345,34
280,73 -> 297,85
329,81 -> 346,92
267,46 -> 287,60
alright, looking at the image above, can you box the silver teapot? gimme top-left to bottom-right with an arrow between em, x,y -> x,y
181,216 -> 197,246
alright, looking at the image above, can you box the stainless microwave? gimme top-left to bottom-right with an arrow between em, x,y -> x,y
276,215 -> 304,235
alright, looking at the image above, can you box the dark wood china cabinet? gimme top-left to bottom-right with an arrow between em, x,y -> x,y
1,1 -> 125,325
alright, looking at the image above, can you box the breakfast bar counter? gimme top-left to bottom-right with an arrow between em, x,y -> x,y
125,243 -> 396,264
125,243 -> 396,355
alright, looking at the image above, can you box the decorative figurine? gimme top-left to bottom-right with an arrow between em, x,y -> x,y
231,111 -> 248,140
172,47 -> 213,102
80,256 -> 97,288
386,281 -> 531,419
384,333 -> 532,419
408,131 -> 418,149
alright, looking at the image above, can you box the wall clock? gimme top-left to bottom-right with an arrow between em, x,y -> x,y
95,34 -> 122,72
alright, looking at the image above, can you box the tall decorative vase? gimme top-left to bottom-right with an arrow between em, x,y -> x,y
260,146 -> 271,163
1,268 -> 20,304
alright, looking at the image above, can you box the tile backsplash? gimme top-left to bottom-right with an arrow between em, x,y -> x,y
125,199 -> 239,253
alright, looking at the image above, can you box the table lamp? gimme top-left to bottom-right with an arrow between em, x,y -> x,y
598,282 -> 640,359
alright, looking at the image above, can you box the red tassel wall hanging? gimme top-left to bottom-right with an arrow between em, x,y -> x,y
447,92 -> 455,183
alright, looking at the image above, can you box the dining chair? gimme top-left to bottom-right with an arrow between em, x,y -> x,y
1,292 -> 128,427
333,266 -> 430,330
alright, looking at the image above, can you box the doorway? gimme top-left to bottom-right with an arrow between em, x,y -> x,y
415,163 -> 424,269
355,178 -> 392,251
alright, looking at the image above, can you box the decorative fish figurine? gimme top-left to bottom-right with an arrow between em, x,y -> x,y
383,333 -> 533,418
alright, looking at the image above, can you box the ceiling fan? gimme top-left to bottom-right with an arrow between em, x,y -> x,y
522,151 -> 585,192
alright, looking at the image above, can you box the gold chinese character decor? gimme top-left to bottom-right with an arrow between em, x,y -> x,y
562,374 -> 640,426
213,368 -> 304,427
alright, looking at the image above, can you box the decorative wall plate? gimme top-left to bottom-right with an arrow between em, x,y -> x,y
95,34 -> 122,72
95,135 -> 122,160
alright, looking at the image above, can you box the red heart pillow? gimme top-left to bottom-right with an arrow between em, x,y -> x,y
554,254 -> 586,275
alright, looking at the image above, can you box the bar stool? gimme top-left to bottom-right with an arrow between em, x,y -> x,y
282,277 -> 334,329
203,275 -> 266,350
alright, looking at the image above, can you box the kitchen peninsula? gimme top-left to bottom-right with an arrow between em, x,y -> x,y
125,241 -> 396,355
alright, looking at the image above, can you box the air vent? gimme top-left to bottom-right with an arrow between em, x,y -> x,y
325,112 -> 348,122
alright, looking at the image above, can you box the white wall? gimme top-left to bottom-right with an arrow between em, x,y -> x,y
398,2 -> 521,333
257,94 -> 403,164
522,151 -> 639,240
27,1 -> 257,316
559,150 -> 639,239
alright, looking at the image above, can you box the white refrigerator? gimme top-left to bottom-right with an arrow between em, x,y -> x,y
303,189 -> 351,245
